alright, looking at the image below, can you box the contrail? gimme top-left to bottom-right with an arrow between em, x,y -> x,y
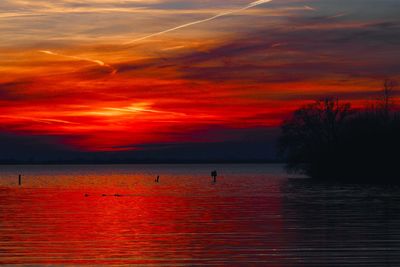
38,0 -> 272,74
40,50 -> 107,66
327,12 -> 348,19
39,50 -> 116,74
123,0 -> 273,45
304,5 -> 317,11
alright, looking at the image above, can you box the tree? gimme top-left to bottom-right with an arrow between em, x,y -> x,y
377,79 -> 397,119
278,98 -> 352,177
278,81 -> 400,183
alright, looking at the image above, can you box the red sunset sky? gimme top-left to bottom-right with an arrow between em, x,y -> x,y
0,0 -> 399,157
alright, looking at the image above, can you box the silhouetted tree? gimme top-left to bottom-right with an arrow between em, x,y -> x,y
279,81 -> 400,183
279,98 -> 352,177
382,79 -> 396,114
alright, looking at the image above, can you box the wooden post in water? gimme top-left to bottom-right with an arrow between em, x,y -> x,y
211,170 -> 217,183
18,174 -> 22,186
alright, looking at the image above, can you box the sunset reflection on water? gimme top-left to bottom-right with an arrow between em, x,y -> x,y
1,164 -> 400,266
0,164 -> 289,265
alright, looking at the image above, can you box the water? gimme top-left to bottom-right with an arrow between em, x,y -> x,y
0,164 -> 399,266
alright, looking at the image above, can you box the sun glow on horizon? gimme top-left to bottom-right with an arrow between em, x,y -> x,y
0,0 -> 399,151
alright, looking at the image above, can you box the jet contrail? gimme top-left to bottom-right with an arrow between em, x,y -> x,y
39,50 -> 116,74
304,5 -> 317,11
38,0 -> 271,74
123,0 -> 273,45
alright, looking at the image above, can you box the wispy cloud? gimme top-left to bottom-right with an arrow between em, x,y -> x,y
0,115 -> 77,125
303,5 -> 317,11
1,0 -> 400,152
327,13 -> 349,19
39,50 -> 116,74
123,0 -> 273,45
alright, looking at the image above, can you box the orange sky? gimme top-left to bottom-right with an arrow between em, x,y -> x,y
0,0 -> 399,151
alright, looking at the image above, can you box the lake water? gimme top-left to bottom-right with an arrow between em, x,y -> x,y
0,164 -> 399,266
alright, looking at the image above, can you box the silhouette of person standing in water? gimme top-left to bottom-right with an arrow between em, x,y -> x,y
155,175 -> 160,183
211,170 -> 217,183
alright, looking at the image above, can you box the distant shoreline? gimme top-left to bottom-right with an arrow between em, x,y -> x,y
0,160 -> 283,165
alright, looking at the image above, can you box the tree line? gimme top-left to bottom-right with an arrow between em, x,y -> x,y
278,79 -> 400,182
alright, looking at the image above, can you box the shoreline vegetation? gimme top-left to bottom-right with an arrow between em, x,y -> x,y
279,79 -> 400,183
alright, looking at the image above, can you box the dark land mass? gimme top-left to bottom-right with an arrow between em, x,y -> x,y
279,80 -> 400,183
0,139 -> 278,165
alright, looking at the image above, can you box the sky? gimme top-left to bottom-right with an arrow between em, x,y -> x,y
0,0 -> 399,160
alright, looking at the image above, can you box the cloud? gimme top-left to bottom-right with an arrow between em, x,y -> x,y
123,0 -> 273,45
1,0 -> 400,154
303,5 -> 316,11
39,50 -> 116,74
0,81 -> 31,100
